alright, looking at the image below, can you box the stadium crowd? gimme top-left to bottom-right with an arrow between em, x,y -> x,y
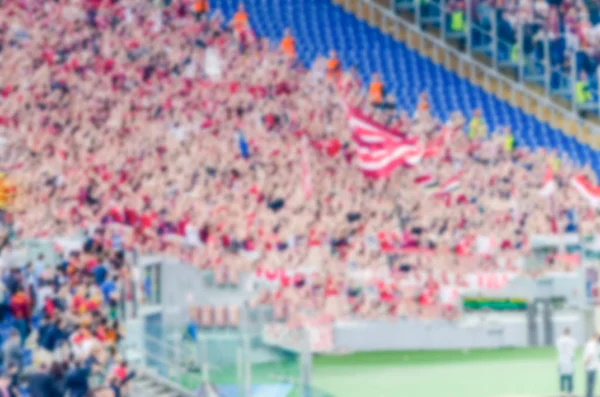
0,232 -> 134,397
0,0 -> 594,366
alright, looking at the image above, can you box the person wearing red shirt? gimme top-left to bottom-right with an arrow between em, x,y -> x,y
123,207 -> 138,227
9,286 -> 31,345
324,278 -> 339,297
95,321 -> 107,342
9,287 -> 30,320
112,359 -> 128,383
72,293 -> 86,314
43,296 -> 56,319
85,297 -> 100,313
279,271 -> 291,288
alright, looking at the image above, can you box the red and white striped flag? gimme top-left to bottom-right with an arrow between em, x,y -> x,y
433,173 -> 462,195
347,108 -> 423,177
414,174 -> 438,190
571,174 -> 600,207
422,126 -> 454,158
539,165 -> 557,197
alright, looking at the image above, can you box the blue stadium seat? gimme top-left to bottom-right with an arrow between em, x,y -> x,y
212,0 -> 600,178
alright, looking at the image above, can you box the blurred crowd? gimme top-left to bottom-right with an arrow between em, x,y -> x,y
0,231 -> 133,397
0,0 -> 595,342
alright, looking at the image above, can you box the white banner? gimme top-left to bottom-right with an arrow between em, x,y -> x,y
204,48 -> 223,80
465,272 -> 515,291
262,318 -> 334,353
306,320 -> 334,353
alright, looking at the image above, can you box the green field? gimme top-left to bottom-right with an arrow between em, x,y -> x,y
177,347 -> 587,397
311,348 -> 580,397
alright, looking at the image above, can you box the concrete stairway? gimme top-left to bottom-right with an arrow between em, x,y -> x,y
129,371 -> 196,397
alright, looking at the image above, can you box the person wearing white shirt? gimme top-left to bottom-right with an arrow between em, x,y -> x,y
584,333 -> 599,397
556,328 -> 576,396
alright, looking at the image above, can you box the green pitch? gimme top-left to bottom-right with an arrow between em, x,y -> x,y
176,345 -> 586,397
311,348 -> 582,397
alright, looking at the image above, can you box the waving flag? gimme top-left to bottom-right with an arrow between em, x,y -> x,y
347,107 -> 406,144
422,126 -> 453,158
438,174 -> 461,193
347,108 -> 423,177
571,174 -> 600,207
414,174 -> 438,189
539,165 -> 557,197
431,172 -> 462,196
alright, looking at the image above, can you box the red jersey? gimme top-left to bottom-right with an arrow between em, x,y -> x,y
9,292 -> 31,320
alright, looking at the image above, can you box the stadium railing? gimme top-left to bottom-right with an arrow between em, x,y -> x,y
335,0 -> 599,141
125,318 -> 329,396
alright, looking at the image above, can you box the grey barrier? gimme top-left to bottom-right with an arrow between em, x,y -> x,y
332,311 -> 585,351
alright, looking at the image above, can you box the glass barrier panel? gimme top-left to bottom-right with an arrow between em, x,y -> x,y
551,69 -> 573,98
497,37 -> 516,67
420,0 -> 442,25
394,0 -> 415,11
471,21 -> 492,57
524,55 -> 546,85
249,333 -> 302,395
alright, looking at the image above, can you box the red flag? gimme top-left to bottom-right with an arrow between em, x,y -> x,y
347,107 -> 422,177
539,165 -> 557,197
571,174 -> 600,207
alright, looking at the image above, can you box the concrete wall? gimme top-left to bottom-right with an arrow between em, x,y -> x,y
138,255 -> 207,328
135,255 -> 589,352
478,272 -> 584,308
138,255 -> 253,330
332,311 -> 585,352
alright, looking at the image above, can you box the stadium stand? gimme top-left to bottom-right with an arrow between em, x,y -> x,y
0,0 -> 598,394
392,0 -> 600,114
211,0 -> 600,170
0,235 -> 136,396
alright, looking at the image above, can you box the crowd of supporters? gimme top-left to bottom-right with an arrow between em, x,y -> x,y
0,0 -> 595,348
0,229 -> 134,396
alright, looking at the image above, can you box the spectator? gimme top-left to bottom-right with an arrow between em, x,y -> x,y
468,109 -> 487,140
27,362 -> 62,397
49,361 -> 67,395
327,50 -> 342,80
64,359 -> 92,397
193,0 -> 210,21
369,73 -> 385,107
8,287 -> 30,346
39,319 -> 67,353
7,362 -> 19,397
2,330 -> 21,373
33,255 -> 46,280
576,71 -> 592,115
281,28 -> 296,58
585,332 -> 599,397
101,276 -> 118,306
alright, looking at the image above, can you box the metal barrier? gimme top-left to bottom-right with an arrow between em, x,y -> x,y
129,320 -> 317,397
338,0 -> 600,143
